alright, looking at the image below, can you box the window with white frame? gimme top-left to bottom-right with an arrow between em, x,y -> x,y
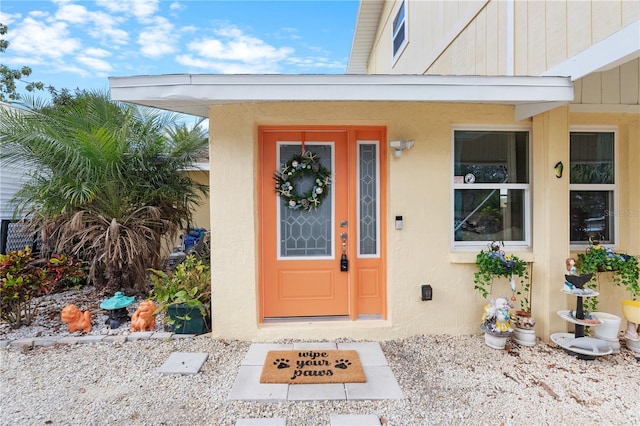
569,130 -> 616,245
392,1 -> 407,60
453,130 -> 530,246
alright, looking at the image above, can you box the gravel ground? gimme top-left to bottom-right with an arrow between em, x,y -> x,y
1,289 -> 639,425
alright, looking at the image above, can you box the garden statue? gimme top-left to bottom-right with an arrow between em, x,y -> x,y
61,304 -> 92,333
130,300 -> 157,332
563,257 -> 595,295
481,296 -> 513,334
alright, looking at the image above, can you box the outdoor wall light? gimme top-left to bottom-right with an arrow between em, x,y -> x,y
421,284 -> 433,301
389,139 -> 415,157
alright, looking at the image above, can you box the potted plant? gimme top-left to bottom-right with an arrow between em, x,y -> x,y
577,240 -> 640,352
576,240 -> 639,299
148,254 -> 211,334
577,239 -> 640,351
474,241 -> 529,300
474,241 -> 533,347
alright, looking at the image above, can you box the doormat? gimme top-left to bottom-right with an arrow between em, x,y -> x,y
260,350 -> 366,384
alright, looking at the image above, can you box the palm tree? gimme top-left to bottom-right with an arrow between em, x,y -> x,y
0,90 -> 209,294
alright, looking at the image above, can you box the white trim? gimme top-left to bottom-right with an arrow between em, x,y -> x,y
515,102 -> 567,121
451,126 -> 532,249
391,0 -> 408,66
109,74 -> 574,118
542,21 -> 640,81
506,0 -> 515,76
568,126 -> 619,249
356,140 -> 381,259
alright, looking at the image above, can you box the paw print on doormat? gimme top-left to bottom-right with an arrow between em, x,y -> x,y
334,359 -> 351,369
274,358 -> 290,369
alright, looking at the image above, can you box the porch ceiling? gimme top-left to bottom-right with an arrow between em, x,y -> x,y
109,74 -> 573,120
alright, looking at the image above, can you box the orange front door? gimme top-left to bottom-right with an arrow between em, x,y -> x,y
259,127 -> 387,319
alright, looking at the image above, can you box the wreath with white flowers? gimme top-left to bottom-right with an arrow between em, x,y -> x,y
274,151 -> 331,211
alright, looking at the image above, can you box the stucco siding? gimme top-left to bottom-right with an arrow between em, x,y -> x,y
208,101 -> 639,341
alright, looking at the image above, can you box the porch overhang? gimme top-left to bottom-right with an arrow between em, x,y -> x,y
109,74 -> 573,120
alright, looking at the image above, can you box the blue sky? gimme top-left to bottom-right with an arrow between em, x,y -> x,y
1,0 -> 360,97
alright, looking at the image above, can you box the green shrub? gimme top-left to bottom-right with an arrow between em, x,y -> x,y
0,247 -> 48,328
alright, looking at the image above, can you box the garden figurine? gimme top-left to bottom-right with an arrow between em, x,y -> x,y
61,304 -> 92,333
482,296 -> 513,334
130,300 -> 157,332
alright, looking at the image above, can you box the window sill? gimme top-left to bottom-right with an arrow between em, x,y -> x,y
450,251 -> 536,264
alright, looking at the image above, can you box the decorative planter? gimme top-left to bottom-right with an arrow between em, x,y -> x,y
483,332 -> 510,350
512,327 -> 536,347
591,312 -> 621,340
621,299 -> 640,340
625,337 -> 640,353
513,311 -> 535,329
166,304 -> 210,335
512,311 -> 536,347
591,312 -> 622,353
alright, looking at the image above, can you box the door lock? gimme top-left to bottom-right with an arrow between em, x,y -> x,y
340,232 -> 348,272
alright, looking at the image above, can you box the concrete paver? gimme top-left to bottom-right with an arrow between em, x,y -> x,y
157,352 -> 208,375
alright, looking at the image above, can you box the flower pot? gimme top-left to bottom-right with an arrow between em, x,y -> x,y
512,327 -> 536,347
591,312 -> 621,341
166,304 -> 210,335
484,332 -> 508,350
625,336 -> 640,353
621,300 -> 640,340
514,311 -> 535,329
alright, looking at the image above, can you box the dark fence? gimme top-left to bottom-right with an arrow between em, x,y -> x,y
0,219 -> 40,254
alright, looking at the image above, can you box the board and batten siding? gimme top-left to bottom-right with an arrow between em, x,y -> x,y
368,0 -> 639,81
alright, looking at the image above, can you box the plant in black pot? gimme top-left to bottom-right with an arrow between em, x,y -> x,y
149,255 -> 211,334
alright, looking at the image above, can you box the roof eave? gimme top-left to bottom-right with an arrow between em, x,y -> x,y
109,74 -> 574,120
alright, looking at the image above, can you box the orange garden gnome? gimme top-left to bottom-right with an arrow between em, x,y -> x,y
61,304 -> 92,333
130,300 -> 157,332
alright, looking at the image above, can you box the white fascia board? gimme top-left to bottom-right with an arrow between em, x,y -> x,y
514,102 -> 568,121
110,74 -> 573,104
542,20 -> 640,81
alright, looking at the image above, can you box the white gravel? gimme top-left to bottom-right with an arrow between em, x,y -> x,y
1,289 -> 639,425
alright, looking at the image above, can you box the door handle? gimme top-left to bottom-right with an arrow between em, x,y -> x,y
339,232 -> 348,271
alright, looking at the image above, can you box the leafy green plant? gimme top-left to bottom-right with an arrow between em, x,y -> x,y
0,247 -> 48,328
149,255 -> 211,329
474,241 -> 529,311
45,253 -> 87,291
576,242 -> 639,305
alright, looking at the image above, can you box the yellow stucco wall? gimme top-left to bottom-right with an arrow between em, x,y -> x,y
207,101 -> 639,342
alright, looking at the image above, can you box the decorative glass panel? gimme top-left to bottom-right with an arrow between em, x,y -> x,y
359,144 -> 377,255
279,144 -> 333,257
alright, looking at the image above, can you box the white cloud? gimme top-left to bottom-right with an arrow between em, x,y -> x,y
170,2 -> 186,12
175,54 -> 281,74
84,47 -> 111,58
9,17 -> 80,60
137,17 -> 176,57
0,12 -> 21,27
288,56 -> 346,71
96,0 -> 159,23
187,25 -> 293,64
55,3 -> 129,46
76,55 -> 113,72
